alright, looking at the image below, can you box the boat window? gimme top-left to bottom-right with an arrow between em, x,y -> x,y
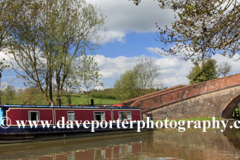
29,111 -> 40,121
68,111 -> 75,121
119,111 -> 132,120
94,112 -> 105,121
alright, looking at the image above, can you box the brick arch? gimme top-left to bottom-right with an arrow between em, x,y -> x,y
222,95 -> 240,119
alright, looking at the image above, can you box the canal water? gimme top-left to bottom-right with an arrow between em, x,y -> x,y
1,128 -> 240,160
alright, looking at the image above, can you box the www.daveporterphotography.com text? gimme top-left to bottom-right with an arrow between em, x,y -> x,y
1,117 -> 239,132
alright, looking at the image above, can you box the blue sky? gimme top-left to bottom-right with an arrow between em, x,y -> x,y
1,0 -> 240,91
97,32 -> 161,58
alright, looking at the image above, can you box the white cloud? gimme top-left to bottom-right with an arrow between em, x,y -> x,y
94,54 -> 193,87
0,82 -> 11,88
0,49 -> 15,68
0,82 -> 20,93
98,30 -> 126,44
2,49 -> 239,89
0,47 -> 47,72
94,86 -> 104,91
212,54 -> 240,74
95,54 -> 145,79
87,0 -> 175,44
145,47 -> 240,86
2,52 -> 239,89
146,47 -> 161,54
94,52 -> 240,88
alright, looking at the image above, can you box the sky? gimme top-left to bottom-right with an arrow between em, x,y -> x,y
1,0 -> 240,90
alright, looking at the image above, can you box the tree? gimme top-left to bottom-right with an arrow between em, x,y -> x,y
130,0 -> 240,63
7,0 -> 105,105
71,55 -> 102,105
23,87 -> 41,105
159,0 -> 240,63
113,57 -> 163,100
4,85 -> 15,104
113,68 -> 140,101
0,0 -> 24,71
134,58 -> 163,94
24,87 -> 40,95
187,59 -> 218,84
217,62 -> 232,77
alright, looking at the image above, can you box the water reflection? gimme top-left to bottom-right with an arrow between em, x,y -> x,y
0,132 -> 148,160
1,129 -> 240,160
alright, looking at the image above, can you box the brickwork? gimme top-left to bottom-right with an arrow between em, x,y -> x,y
152,86 -> 240,119
132,73 -> 240,110
115,73 -> 240,119
118,85 -> 186,106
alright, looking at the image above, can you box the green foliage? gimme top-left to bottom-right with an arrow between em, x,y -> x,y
66,94 -> 72,105
4,85 -> 15,104
232,107 -> 240,118
113,68 -> 140,101
4,0 -> 105,105
70,55 -> 102,105
154,0 -> 240,63
187,59 -> 218,84
23,87 -> 42,105
113,58 -> 163,101
1,93 -> 121,105
24,87 -> 40,95
91,91 -> 116,100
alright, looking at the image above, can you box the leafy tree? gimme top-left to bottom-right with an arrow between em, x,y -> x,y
217,62 -> 232,77
187,59 -> 218,84
24,87 -> 40,95
114,58 -> 163,100
6,0 -> 105,105
134,58 -> 163,94
113,68 -> 140,101
0,0 -> 23,71
4,85 -> 15,104
23,87 -> 42,105
130,0 -> 240,63
157,0 -> 240,63
71,55 -> 102,105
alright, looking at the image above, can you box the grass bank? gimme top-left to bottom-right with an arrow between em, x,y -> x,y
1,94 -> 122,105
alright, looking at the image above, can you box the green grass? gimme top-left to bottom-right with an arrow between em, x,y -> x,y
61,94 -> 121,105
1,94 -> 122,106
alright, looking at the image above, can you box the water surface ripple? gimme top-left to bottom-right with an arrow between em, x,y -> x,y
1,128 -> 240,160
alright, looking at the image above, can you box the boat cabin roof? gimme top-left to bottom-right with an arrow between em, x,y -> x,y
0,104 -> 139,109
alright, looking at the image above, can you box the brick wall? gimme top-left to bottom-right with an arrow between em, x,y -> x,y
130,73 -> 240,112
118,85 -> 186,106
152,86 -> 240,119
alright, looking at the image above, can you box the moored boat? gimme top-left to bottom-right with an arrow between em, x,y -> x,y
0,104 -> 144,143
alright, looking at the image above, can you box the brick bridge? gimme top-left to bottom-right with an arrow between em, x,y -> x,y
117,73 -> 240,119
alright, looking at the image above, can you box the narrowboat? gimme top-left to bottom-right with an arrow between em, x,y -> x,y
0,104 -> 143,143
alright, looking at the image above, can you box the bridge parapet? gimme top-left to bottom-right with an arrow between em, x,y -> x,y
127,73 -> 240,113
117,85 -> 186,106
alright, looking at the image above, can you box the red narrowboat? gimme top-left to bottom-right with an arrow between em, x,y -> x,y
0,105 -> 143,143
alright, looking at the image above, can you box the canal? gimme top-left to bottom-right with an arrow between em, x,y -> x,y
1,128 -> 240,160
